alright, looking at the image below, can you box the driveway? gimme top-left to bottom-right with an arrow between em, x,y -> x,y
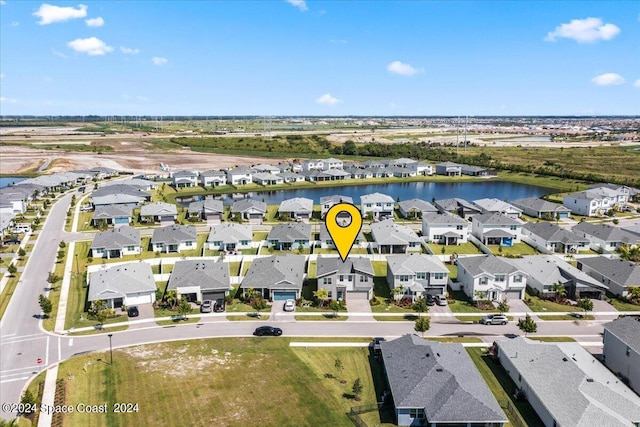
271,300 -> 295,322
591,298 -> 619,321
129,303 -> 155,329
346,298 -> 374,321
508,298 -> 538,320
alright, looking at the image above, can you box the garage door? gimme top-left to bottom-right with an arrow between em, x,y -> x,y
126,293 -> 153,305
558,212 -> 569,218
504,290 -> 522,300
160,216 -> 174,222
202,291 -> 225,301
115,217 -> 129,225
273,291 -> 297,301
347,290 -> 370,300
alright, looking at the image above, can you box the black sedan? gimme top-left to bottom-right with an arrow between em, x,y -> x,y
253,326 -> 283,336
127,306 -> 139,317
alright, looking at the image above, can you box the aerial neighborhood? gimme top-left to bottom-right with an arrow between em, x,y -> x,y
1,156 -> 639,427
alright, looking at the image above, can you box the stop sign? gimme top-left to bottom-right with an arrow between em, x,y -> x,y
36,358 -> 42,365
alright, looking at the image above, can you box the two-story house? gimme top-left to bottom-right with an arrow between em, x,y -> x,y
360,192 -> 394,220
226,167 -> 253,185
471,213 -> 522,246
386,254 -> 450,300
320,195 -> 354,218
456,255 -> 527,301
603,316 -> 640,396
316,257 -> 375,300
421,212 -> 469,245
172,170 -> 199,188
200,170 -> 227,187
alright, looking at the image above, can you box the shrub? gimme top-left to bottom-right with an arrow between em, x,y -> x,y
369,297 -> 381,306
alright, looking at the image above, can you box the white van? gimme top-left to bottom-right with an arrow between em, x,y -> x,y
12,223 -> 32,234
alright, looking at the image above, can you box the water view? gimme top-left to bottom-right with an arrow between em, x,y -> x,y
0,177 -> 26,189
176,181 -> 555,206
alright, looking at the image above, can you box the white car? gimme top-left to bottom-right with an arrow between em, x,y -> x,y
283,299 -> 296,312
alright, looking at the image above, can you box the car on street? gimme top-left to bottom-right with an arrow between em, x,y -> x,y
2,237 -> 21,245
283,299 -> 296,312
253,326 -> 283,336
426,295 -> 435,306
480,314 -> 508,325
435,295 -> 448,306
127,306 -> 139,317
214,298 -> 226,312
200,300 -> 214,313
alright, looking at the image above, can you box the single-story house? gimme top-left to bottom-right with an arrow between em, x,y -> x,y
92,193 -> 146,208
435,161 -> 462,176
278,197 -> 313,222
252,164 -> 281,174
88,263 -> 156,308
206,223 -> 253,251
167,259 -> 230,303
472,198 -> 523,219
456,255 -> 528,301
240,255 -> 306,301
397,198 -> 438,219
381,335 -> 507,427
252,172 -> 284,186
278,172 -> 305,183
386,254 -> 449,300
494,337 -> 640,427
522,222 -> 589,254
577,256 -> 640,297
370,219 -> 422,254
150,224 -> 197,253
231,199 -> 266,224
471,213 -> 523,246
319,223 -> 365,249
140,202 -> 178,223
90,225 -> 141,259
421,212 -> 469,245
511,197 -> 572,219
572,222 -> 640,252
316,257 -> 375,300
266,223 -> 311,250
188,197 -> 224,223
91,204 -> 133,228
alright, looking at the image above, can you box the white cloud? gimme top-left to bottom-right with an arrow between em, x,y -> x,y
152,57 -> 168,66
633,79 -> 640,88
85,17 -> 104,27
67,37 -> 113,56
545,17 -> 620,43
387,61 -> 420,76
33,3 -> 88,25
1,97 -> 17,103
591,73 -> 625,86
286,0 -> 307,11
120,46 -> 140,55
316,93 -> 341,106
10,21 -> 19,27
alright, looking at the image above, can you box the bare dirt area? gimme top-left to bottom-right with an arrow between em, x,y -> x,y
0,143 -> 277,175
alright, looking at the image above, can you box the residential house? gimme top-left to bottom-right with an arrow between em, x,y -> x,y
322,157 -> 344,170
512,197 -> 572,219
319,223 -> 364,249
577,256 -> 640,297
360,192 -> 394,220
505,255 -> 606,300
572,222 -> 640,252
494,337 -> 640,427
301,170 -> 333,182
150,224 -> 197,253
231,199 -> 266,224
587,183 -> 631,204
252,164 -> 281,174
456,255 -> 527,301
434,197 -> 482,219
92,193 -> 147,208
105,177 -> 156,190
200,170 -> 227,187
386,166 -> 417,178
603,316 -> 640,396
345,167 -> 373,180
622,222 -> 640,237
92,184 -> 151,201
563,186 -> 628,217
522,222 -> 589,254
0,192 -> 26,214
386,254 -> 449,299
278,172 -> 305,183
187,197 -> 224,223
408,161 -> 433,176
381,335 -> 507,427
461,164 -> 493,176
226,167 -> 253,185
316,257 -> 375,300
0,212 -> 15,238
323,168 -> 351,181
252,172 -> 284,186
435,161 -> 462,176
240,255 -> 306,300
140,202 -> 178,223
397,198 -> 438,219
172,170 -> 199,188
206,223 -> 253,252
301,159 -> 325,171
471,213 -> 523,246
390,158 -> 417,167
421,212 -> 469,245
91,205 -> 133,228
88,263 -> 156,308
370,219 -> 422,254
167,259 -> 230,302
320,195 -> 354,218
266,223 -> 311,250
472,198 -> 523,219
278,197 -> 313,222
90,226 -> 141,259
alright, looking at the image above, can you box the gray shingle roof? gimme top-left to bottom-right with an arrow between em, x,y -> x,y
472,198 -> 522,214
524,222 -> 587,244
231,198 -> 266,214
422,212 -> 469,226
91,226 -> 140,250
572,222 -> 640,245
188,197 -> 223,215
241,255 -> 305,290
456,255 -> 519,277
360,192 -> 394,204
278,197 -> 313,213
504,255 -> 604,290
167,259 -> 230,291
578,256 -> 640,287
495,337 -> 640,427
320,194 -> 354,206
434,198 -> 480,213
92,184 -> 151,199
381,335 -> 506,423
88,263 -> 155,301
140,202 -> 178,216
93,204 -> 133,220
316,257 -> 374,278
207,223 -> 252,244
319,223 -> 364,243
604,316 -> 640,355
151,224 -> 197,245
512,197 -> 571,213
386,254 -> 449,276
473,213 -> 522,226
398,198 -> 438,214
370,219 -> 421,245
267,223 -> 311,243
92,193 -> 146,206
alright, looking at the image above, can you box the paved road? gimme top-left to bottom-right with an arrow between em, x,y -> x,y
0,191 -> 614,421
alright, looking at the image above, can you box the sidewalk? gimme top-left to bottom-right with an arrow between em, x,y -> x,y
0,231 -> 33,295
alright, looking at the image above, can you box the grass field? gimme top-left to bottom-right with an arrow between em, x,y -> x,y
54,338 -> 381,427
428,242 -> 482,255
487,243 -> 539,256
606,296 -> 640,312
0,273 -> 21,320
524,293 -> 575,313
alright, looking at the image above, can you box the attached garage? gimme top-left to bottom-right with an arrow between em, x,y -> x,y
115,217 -> 129,225
504,290 -> 523,300
347,290 -> 371,300
273,291 -> 297,301
558,212 -> 569,218
125,292 -> 155,305
202,290 -> 226,301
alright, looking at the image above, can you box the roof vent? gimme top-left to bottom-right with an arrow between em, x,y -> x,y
562,357 -> 568,362
586,378 -> 594,382
436,368 -> 443,372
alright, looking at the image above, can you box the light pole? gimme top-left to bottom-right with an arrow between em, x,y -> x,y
75,253 -> 79,275
108,334 -> 113,365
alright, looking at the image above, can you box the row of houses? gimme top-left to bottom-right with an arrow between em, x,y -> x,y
563,183 -> 639,217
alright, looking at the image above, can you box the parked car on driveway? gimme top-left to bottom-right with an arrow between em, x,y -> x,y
200,300 -> 213,313
253,326 -> 283,336
283,299 -> 296,312
435,295 -> 448,306
213,298 -> 225,312
480,314 -> 508,325
127,306 -> 139,317
426,295 -> 435,306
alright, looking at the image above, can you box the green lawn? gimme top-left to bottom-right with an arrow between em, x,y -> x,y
487,243 -> 539,256
524,293 -> 575,313
228,262 -> 241,276
527,336 -> 575,342
448,291 -> 499,314
446,264 -> 457,281
226,299 -> 272,313
428,242 -> 482,255
538,314 -> 595,321
371,261 -> 387,276
0,273 -> 21,320
606,296 -> 640,312
466,347 -> 544,427
307,260 -> 317,279
54,338 -> 381,427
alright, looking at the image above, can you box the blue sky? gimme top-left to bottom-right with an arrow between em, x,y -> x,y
1,1 -> 638,116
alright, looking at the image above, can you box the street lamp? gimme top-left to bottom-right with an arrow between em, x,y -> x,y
75,253 -> 79,275
108,334 -> 113,365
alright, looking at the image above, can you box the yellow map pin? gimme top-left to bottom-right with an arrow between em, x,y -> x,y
325,203 -> 363,262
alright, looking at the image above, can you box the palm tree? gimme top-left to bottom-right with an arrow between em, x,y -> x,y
392,285 -> 405,302
313,288 -> 329,308
549,283 -> 567,303
618,244 -> 640,263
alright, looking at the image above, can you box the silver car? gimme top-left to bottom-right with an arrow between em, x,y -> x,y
480,314 -> 508,325
283,299 -> 296,312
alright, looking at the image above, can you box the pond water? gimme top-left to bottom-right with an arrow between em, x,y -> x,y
0,177 -> 26,189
